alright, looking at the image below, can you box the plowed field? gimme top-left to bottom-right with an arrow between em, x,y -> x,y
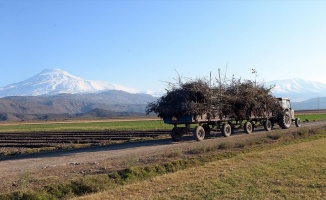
0,130 -> 169,155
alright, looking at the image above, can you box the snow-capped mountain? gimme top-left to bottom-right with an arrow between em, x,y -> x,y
266,78 -> 326,102
139,90 -> 165,97
0,68 -> 139,97
1,69 -> 325,102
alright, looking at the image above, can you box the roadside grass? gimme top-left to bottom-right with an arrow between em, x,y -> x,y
76,135 -> 326,200
1,125 -> 325,200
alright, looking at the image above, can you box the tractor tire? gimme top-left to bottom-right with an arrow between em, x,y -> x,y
194,126 -> 205,141
221,123 -> 232,137
295,118 -> 301,127
171,127 -> 184,142
244,121 -> 253,134
279,111 -> 292,129
263,120 -> 272,131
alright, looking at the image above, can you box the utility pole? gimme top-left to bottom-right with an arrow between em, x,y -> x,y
251,69 -> 257,87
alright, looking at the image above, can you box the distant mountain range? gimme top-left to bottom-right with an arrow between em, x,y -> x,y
0,68 -> 326,121
266,78 -> 326,102
1,69 -> 325,102
0,90 -> 157,121
292,97 -> 326,110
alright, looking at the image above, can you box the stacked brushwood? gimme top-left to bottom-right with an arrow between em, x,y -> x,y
218,78 -> 282,120
146,79 -> 211,118
146,77 -> 282,120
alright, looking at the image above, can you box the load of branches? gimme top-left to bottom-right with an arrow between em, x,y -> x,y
218,78 -> 282,120
146,75 -> 282,120
146,78 -> 211,118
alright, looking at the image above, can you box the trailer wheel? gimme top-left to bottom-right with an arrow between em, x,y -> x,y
202,124 -> 211,138
244,121 -> 253,134
271,120 -> 275,129
263,120 -> 272,131
221,123 -> 232,137
295,118 -> 301,127
194,126 -> 205,141
279,111 -> 292,129
171,127 -> 184,142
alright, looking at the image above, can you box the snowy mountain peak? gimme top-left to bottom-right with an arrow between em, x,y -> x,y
266,78 -> 326,102
0,68 -> 139,97
38,68 -> 79,80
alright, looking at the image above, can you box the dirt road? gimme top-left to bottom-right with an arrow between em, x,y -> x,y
0,120 -> 325,193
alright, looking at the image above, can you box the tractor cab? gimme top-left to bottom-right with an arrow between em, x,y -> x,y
277,97 -> 300,128
277,98 -> 294,119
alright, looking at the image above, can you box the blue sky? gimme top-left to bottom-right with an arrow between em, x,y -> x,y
1,0 -> 326,92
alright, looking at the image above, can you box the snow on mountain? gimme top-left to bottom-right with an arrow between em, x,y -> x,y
266,78 -> 326,102
139,90 -> 165,97
3,69 -> 324,102
0,68 -> 139,97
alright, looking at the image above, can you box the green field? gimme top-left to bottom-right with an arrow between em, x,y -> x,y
297,113 -> 326,121
0,113 -> 325,133
0,120 -> 171,133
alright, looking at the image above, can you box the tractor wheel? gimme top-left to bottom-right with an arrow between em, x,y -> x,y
279,111 -> 292,129
221,123 -> 232,137
244,121 -> 253,134
171,127 -> 184,142
295,118 -> 301,127
263,120 -> 272,131
194,126 -> 205,141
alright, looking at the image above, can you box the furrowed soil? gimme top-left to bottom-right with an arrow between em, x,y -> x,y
0,120 -> 325,199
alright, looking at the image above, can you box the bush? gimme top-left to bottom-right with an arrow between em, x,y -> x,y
218,142 -> 233,150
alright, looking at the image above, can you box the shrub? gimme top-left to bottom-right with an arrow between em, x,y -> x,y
267,132 -> 282,140
218,142 -> 233,150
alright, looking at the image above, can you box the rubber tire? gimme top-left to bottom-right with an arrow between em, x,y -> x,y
263,120 -> 272,131
221,123 -> 232,137
194,126 -> 205,141
202,124 -> 211,138
171,127 -> 184,142
279,111 -> 292,129
244,121 -> 253,134
295,118 -> 301,127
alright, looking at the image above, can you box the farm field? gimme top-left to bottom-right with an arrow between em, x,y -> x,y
0,119 -> 171,156
0,112 -> 325,156
0,112 -> 325,199
77,135 -> 326,200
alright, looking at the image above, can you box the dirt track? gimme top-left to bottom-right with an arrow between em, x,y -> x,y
0,120 -> 325,193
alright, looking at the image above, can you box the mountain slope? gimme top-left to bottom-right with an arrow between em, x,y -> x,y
0,68 -> 138,97
291,97 -> 326,110
0,90 -> 157,121
266,78 -> 326,102
0,90 -> 156,115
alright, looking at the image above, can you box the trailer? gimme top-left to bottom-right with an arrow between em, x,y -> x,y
163,98 -> 301,142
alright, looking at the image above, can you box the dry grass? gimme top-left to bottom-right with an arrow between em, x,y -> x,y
75,137 -> 326,200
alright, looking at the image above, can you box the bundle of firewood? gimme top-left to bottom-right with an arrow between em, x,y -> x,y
146,76 -> 282,120
146,79 -> 211,118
